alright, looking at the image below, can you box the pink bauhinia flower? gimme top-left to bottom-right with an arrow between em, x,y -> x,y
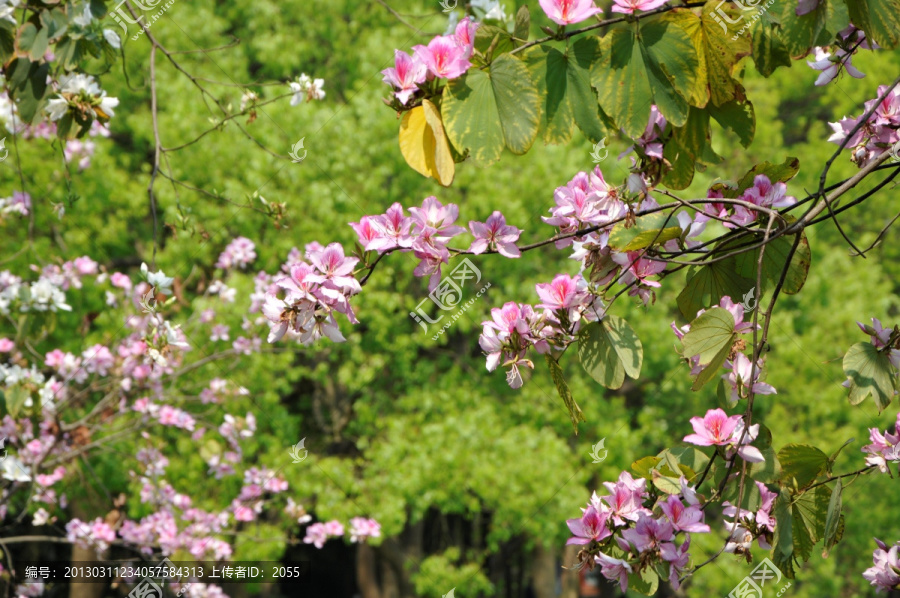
565,505 -> 612,545
370,202 -> 414,252
621,513 -> 675,553
538,0 -> 603,25
453,16 -> 479,59
723,353 -> 777,405
381,49 -> 427,105
864,539 -> 900,591
468,211 -> 522,258
595,552 -> 632,592
796,0 -> 821,15
349,216 -> 383,251
684,408 -> 739,446
659,535 -> 691,590
412,36 -> 471,80
611,0 -> 669,15
659,494 -> 710,533
602,471 -> 650,527
535,274 -> 587,311
741,174 -> 797,210
807,46 -> 865,86
683,408 -> 764,462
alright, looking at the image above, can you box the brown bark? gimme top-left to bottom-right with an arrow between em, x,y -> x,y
531,543 -> 557,598
357,543 -> 381,598
560,544 -> 579,598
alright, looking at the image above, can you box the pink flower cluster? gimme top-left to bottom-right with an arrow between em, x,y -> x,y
610,0 -> 669,14
479,273 -> 604,388
862,411 -> 900,474
303,520 -> 344,548
352,196 -> 520,291
683,408 -> 765,463
216,236 -> 257,270
722,480 -> 778,553
0,191 -> 32,217
66,517 -> 117,553
865,538 -> 900,592
538,0 -> 603,25
566,472 -> 708,592
541,165 -> 676,304
701,175 -> 797,229
381,18 -> 477,105
829,84 -> 900,167
262,242 -> 361,344
541,166 -> 625,248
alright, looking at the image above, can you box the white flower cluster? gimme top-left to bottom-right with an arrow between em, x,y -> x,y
289,74 -> 325,106
0,363 -> 59,413
0,270 -> 72,315
45,74 -> 120,123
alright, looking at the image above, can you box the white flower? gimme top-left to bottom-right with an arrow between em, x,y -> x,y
289,73 -> 325,105
309,78 -> 325,100
1,455 -> 31,482
471,0 -> 507,20
0,0 -> 19,24
141,262 -> 173,292
33,508 -> 52,526
98,96 -> 119,118
103,29 -> 121,49
45,98 -> 69,121
60,73 -> 102,95
28,278 -> 71,312
240,90 -> 258,111
72,2 -> 93,26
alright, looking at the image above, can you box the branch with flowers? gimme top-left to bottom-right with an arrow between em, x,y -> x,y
256,0 -> 900,593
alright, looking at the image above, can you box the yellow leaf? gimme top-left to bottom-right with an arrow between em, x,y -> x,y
398,99 -> 455,187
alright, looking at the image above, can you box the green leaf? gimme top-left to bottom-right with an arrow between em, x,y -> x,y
632,456 -> 662,478
733,157 -> 801,196
823,479 -> 842,557
779,0 -> 829,56
474,24 -> 515,59
681,307 -> 737,364
750,445 -> 781,483
734,226 -> 812,295
577,315 -> 643,389
846,0 -> 900,49
662,107 -> 715,189
675,2 -> 752,107
843,341 -> 897,411
5,386 -> 29,417
627,567 -> 659,596
522,38 -> 606,146
676,257 -> 755,320
607,211 -> 683,252
0,20 -> 14,64
778,443 -> 828,488
592,16 -> 699,137
709,99 -> 755,148
666,446 -> 710,476
40,8 -> 69,39
6,59 -> 50,124
443,54 -> 541,166
792,485 -> 830,561
652,469 -> 683,494
773,489 -> 794,566
513,5 -> 530,43
544,354 -> 586,433
692,340 -> 732,391
750,18 -> 792,77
